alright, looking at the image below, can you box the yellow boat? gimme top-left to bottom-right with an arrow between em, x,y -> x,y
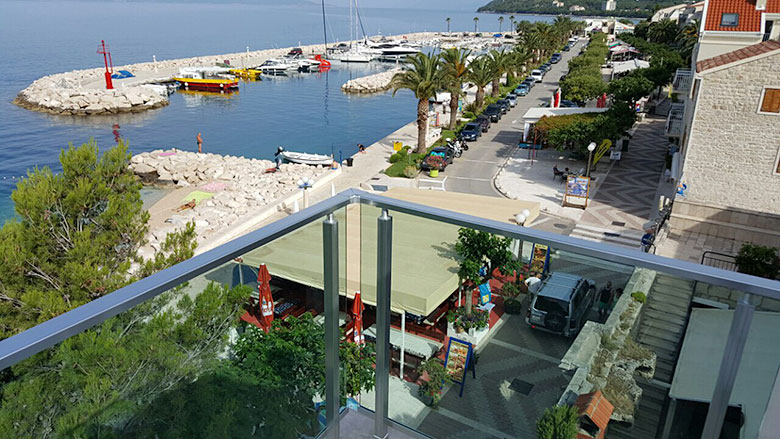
229,68 -> 262,80
173,71 -> 239,91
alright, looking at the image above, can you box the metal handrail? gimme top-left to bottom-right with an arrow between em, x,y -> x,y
701,251 -> 738,272
1,188 -> 779,370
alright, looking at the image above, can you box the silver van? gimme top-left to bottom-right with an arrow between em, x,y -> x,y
525,272 -> 595,337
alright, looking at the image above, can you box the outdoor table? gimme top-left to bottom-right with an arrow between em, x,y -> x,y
313,311 -> 347,327
364,324 -> 443,360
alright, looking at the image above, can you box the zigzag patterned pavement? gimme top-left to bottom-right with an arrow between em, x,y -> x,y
570,115 -> 670,249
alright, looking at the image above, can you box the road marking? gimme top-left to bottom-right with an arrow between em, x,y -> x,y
489,339 -> 561,364
458,159 -> 500,164
445,176 -> 492,182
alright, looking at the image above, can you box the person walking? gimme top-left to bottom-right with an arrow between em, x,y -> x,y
598,282 -> 613,322
196,132 -> 203,153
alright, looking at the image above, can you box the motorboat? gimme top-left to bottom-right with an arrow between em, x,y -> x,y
280,150 -> 334,166
336,49 -> 373,63
172,67 -> 238,91
229,68 -> 262,80
258,58 -> 297,74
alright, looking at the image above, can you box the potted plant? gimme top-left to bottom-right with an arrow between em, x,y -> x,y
447,306 -> 489,333
417,358 -> 451,406
425,155 -> 444,177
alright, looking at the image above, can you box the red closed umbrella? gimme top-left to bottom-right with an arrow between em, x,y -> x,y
351,291 -> 365,345
257,264 -> 275,332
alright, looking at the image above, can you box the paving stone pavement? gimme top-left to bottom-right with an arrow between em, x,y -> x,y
570,112 -> 671,249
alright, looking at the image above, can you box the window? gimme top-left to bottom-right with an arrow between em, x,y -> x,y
721,13 -> 739,27
759,88 -> 780,114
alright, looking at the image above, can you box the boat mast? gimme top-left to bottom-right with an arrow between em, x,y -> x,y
349,0 -> 353,49
321,0 -> 328,51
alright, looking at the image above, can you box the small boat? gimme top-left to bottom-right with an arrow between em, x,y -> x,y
337,49 -> 373,63
173,67 -> 238,91
229,68 -> 262,80
258,58 -> 297,74
280,150 -> 334,166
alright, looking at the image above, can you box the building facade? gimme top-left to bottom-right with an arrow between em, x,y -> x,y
603,0 -> 616,11
696,0 -> 780,61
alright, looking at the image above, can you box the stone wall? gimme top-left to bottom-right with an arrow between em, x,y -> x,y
680,53 -> 780,215
341,68 -> 402,94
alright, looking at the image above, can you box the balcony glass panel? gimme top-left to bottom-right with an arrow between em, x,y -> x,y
0,208 -> 347,439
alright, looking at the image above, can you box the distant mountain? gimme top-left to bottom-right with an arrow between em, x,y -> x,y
477,0 -> 678,18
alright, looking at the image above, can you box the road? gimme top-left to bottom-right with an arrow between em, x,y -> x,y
443,39 -> 586,234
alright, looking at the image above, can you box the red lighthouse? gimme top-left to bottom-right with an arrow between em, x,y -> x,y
97,40 -> 114,90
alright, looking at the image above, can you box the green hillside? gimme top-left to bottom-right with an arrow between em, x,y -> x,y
478,0 -> 679,18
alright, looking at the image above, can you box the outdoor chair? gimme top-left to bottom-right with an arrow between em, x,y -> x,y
553,166 -> 565,182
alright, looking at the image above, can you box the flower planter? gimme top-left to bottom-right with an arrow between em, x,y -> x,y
429,169 -> 439,177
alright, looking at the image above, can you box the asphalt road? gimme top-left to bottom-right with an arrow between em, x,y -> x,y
443,39 -> 586,235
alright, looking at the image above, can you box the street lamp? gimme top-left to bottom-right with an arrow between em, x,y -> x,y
586,142 -> 597,178
298,176 -> 315,208
513,208 -> 532,259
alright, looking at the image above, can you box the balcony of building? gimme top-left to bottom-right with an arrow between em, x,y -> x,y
666,102 -> 686,137
0,190 -> 778,439
672,68 -> 693,95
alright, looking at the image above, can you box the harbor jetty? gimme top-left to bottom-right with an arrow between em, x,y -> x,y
15,33 -> 435,116
130,149 -> 336,255
341,68 -> 402,94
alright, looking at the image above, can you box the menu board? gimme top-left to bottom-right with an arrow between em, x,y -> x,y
530,243 -> 550,274
444,337 -> 474,397
562,175 -> 591,209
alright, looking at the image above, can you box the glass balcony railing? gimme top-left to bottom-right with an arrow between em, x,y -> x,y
666,102 -> 686,137
0,189 -> 778,439
673,68 -> 693,94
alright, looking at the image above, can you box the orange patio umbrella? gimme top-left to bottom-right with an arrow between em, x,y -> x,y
257,263 -> 275,332
351,291 -> 365,345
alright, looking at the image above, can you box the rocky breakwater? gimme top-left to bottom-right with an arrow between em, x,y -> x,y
14,73 -> 168,116
341,68 -> 402,94
130,150 -> 331,251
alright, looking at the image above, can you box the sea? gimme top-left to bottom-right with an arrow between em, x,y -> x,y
0,0 -> 554,221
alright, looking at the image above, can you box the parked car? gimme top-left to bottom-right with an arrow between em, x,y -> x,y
475,114 -> 491,132
460,122 -> 482,141
515,84 -> 529,96
562,44 -> 571,52
484,104 -> 502,122
526,272 -> 595,338
523,77 -> 536,88
531,70 -> 544,82
560,99 -> 579,108
420,147 -> 454,171
496,99 -> 510,114
507,93 -> 517,107
551,53 -> 562,63
540,63 -> 551,73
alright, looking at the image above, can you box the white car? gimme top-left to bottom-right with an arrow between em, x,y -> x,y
531,69 -> 544,83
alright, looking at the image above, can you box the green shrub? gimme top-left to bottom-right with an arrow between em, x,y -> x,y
735,244 -> 780,280
631,291 -> 647,303
536,405 -> 579,439
403,165 -> 418,179
504,298 -> 524,315
388,153 -> 403,164
463,111 -> 475,120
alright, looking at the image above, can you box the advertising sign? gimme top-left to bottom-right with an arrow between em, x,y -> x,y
444,337 -> 474,397
529,243 -> 551,274
562,175 -> 591,208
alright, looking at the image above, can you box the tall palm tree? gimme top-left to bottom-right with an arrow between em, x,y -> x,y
509,15 -> 515,34
498,16 -> 504,33
446,17 -> 451,34
677,19 -> 699,61
553,16 -> 575,39
441,48 -> 472,130
466,56 -> 494,109
390,53 -> 444,154
521,31 -> 544,63
531,22 -> 561,58
508,47 -> 533,84
648,19 -> 679,45
473,17 -> 479,34
487,49 -> 510,97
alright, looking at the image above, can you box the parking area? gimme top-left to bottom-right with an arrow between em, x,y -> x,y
416,249 -> 634,438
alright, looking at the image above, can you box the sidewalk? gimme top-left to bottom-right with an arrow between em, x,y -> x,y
570,100 -> 676,249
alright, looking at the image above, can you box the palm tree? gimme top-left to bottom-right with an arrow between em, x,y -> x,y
521,31 -> 544,63
446,17 -> 451,34
531,22 -> 561,59
508,47 -> 533,84
390,53 -> 444,154
509,15 -> 515,34
466,56 -> 494,109
553,16 -> 576,39
473,17 -> 479,34
677,20 -> 699,61
648,19 -> 679,45
441,48 -> 472,130
487,49 -> 510,97
498,16 -> 504,33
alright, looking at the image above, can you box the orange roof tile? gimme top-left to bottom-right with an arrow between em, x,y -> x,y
704,0 -> 780,32
574,390 -> 614,432
696,40 -> 780,71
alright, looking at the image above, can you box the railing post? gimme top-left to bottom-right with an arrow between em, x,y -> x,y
701,293 -> 755,438
323,214 -> 340,439
374,209 -> 393,439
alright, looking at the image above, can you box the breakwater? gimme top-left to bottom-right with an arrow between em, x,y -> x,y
14,33 -> 435,116
341,68 -> 402,94
130,149 -> 335,251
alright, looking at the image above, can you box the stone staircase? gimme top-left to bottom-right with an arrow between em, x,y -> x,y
608,274 -> 695,439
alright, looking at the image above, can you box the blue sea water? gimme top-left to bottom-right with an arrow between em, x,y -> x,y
0,0 -> 553,221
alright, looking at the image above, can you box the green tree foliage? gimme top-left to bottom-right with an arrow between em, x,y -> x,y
478,0 -> 679,18
454,228 -> 518,314
561,75 -> 607,103
0,140 -> 196,339
487,49 -> 511,97
535,105 -> 636,154
608,73 -> 654,105
560,33 -> 607,102
647,18 -> 680,45
340,339 -> 376,400
620,33 -> 685,86
0,282 -> 250,437
441,48 -> 472,130
391,53 -> 445,154
735,244 -> 780,280
536,405 -> 579,439
466,56 -> 495,109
